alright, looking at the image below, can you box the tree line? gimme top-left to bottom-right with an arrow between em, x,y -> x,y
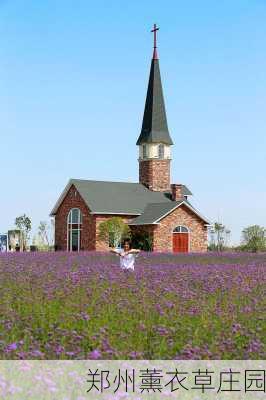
209,222 -> 266,252
14,214 -> 54,251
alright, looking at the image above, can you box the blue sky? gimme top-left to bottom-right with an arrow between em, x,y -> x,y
1,0 -> 266,244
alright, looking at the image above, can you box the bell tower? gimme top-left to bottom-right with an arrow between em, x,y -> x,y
137,24 -> 173,192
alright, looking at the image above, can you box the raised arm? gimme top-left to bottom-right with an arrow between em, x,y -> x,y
129,249 -> 141,254
110,248 -> 121,255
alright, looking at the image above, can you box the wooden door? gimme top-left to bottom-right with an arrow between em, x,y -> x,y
173,233 -> 189,253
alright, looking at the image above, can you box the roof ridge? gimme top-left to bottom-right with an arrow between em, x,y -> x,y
143,200 -> 179,207
71,178 -> 140,185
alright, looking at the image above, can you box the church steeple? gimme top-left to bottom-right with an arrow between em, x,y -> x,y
137,25 -> 173,192
136,24 -> 173,146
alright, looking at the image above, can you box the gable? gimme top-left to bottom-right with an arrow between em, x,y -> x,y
55,184 -> 90,215
129,200 -> 210,225
158,201 -> 210,225
129,201 -> 183,225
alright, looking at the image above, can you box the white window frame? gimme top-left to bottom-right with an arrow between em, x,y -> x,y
173,225 -> 189,233
67,208 -> 82,251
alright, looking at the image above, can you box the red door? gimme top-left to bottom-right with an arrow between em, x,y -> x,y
173,233 -> 189,253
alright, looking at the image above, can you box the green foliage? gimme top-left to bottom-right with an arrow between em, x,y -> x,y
98,217 -> 131,248
132,232 -> 153,251
15,214 -> 32,251
209,222 -> 231,251
241,225 -> 266,252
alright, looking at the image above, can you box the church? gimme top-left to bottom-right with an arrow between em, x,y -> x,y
50,25 -> 210,252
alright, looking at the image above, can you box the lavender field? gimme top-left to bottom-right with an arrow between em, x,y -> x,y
0,252 -> 265,360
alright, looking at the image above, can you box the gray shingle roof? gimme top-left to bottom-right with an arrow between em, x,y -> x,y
181,185 -> 193,196
128,201 -> 184,225
129,199 -> 210,225
50,179 -> 210,224
50,179 -> 173,216
136,58 -> 173,145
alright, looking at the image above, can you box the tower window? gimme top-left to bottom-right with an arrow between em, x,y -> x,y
158,144 -> 164,159
143,144 -> 147,158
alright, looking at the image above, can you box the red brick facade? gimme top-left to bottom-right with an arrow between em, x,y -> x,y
55,186 -> 207,253
54,185 -> 95,251
139,159 -> 171,191
171,184 -> 184,201
153,204 -> 208,252
54,186 -> 135,251
131,204 -> 207,253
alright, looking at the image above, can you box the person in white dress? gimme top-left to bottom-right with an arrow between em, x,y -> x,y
110,239 -> 140,271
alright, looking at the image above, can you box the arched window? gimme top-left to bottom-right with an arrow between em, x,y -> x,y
173,226 -> 189,233
67,208 -> 82,251
158,144 -> 164,159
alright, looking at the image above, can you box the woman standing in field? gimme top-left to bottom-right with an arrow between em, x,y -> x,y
110,239 -> 140,271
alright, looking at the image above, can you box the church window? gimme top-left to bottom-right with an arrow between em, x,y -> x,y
158,144 -> 164,158
143,144 -> 147,158
67,208 -> 82,251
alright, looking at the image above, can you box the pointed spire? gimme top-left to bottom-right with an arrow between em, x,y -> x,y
136,25 -> 173,146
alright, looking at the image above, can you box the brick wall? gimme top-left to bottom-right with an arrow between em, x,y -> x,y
54,185 -> 96,251
153,204 -> 208,252
54,185 -> 207,253
139,159 -> 171,191
171,184 -> 184,201
55,188 -> 136,251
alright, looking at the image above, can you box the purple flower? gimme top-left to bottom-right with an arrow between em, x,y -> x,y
232,323 -> 242,334
88,349 -> 101,359
0,251 -> 265,360
5,342 -> 17,352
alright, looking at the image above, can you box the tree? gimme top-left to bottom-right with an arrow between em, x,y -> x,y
131,232 -> 153,251
98,217 -> 131,248
209,222 -> 231,251
214,222 -> 225,251
242,225 -> 266,252
37,219 -> 55,250
225,229 -> 231,248
15,214 -> 32,251
38,221 -> 50,249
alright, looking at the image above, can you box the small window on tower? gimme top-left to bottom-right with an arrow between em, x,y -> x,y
158,144 -> 164,159
143,144 -> 147,158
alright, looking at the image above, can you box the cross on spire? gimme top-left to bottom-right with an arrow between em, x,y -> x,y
151,23 -> 159,59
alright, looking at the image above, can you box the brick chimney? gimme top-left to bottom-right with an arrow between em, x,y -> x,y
171,184 -> 184,201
